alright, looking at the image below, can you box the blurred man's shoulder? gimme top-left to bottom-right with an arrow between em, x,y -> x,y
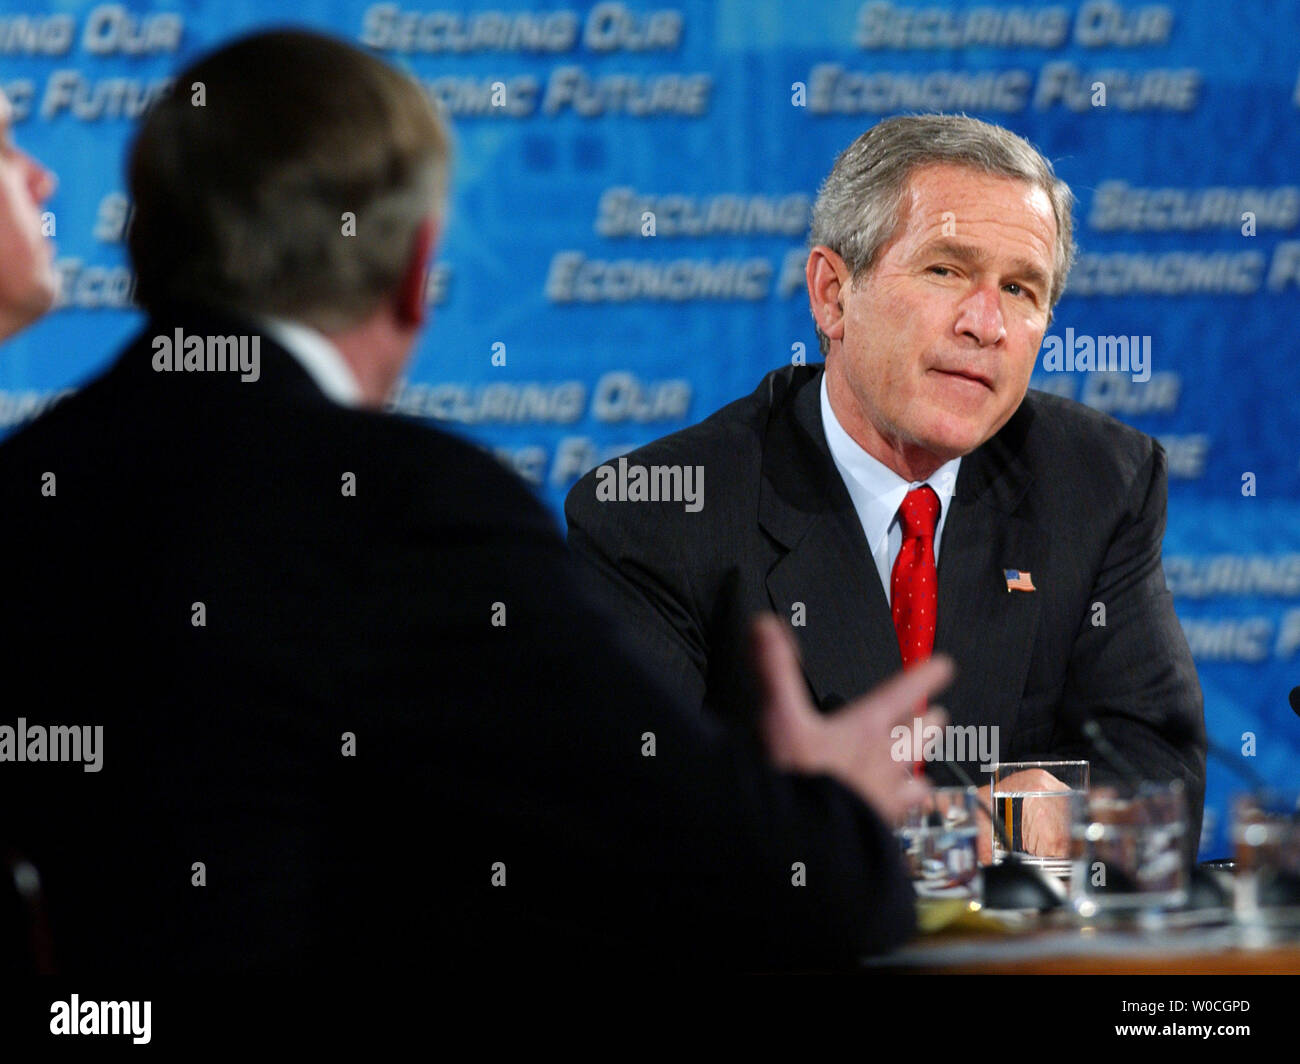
275,398 -> 560,538
0,358 -> 555,540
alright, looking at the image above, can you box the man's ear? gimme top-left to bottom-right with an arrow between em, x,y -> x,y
806,245 -> 849,346
396,215 -> 438,328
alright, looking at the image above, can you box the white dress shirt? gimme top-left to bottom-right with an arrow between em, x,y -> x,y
257,315 -> 362,407
819,372 -> 961,606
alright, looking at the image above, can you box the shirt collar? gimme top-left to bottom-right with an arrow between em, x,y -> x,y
819,370 -> 961,556
256,315 -> 362,408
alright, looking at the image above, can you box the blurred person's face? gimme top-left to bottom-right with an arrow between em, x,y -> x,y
0,89 -> 59,341
825,163 -> 1056,480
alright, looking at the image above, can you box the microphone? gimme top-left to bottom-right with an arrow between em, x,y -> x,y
940,758 -> 1014,856
1201,688 -> 1300,905
940,757 -> 1064,912
1068,714 -> 1231,908
1203,736 -> 1269,791
1080,719 -> 1149,792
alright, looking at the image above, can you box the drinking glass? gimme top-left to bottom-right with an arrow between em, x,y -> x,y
1069,781 -> 1189,917
1232,790 -> 1300,924
897,786 -> 982,899
991,760 -> 1089,878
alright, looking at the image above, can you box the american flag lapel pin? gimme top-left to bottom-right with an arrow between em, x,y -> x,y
1004,568 -> 1036,593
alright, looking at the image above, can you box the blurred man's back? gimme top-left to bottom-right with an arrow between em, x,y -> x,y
1,300 -> 923,971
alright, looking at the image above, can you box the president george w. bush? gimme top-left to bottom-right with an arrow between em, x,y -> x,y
566,114 -> 1207,860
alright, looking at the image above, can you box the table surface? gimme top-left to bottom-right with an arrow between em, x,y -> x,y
868,908 -> 1300,973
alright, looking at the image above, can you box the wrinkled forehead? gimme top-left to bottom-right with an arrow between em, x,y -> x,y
898,163 -> 1057,267
904,163 -> 1054,228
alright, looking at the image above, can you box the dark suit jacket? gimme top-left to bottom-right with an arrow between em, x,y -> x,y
0,312 -> 916,973
566,364 -> 1207,843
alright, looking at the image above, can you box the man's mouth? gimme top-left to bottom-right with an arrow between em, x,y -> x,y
934,367 -> 993,390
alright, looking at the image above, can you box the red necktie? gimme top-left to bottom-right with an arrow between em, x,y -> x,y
891,485 -> 941,668
891,486 -> 940,774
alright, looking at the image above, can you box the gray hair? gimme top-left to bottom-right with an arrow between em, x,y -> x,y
808,114 -> 1075,354
129,30 -> 450,333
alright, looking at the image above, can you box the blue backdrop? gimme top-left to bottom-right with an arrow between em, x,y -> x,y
2,0 -> 1298,857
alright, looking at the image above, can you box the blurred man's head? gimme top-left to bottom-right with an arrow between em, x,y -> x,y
128,30 -> 450,404
0,88 -> 59,342
805,114 -> 1075,482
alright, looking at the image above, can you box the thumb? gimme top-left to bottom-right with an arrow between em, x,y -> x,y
751,614 -> 817,771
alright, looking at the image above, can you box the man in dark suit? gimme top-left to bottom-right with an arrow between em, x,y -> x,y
0,31 -> 951,974
567,115 -> 1207,857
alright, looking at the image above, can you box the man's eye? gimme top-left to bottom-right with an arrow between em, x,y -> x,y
928,266 -> 952,276
1004,283 -> 1023,296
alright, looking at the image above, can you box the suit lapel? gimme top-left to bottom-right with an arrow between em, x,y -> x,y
759,369 -> 901,709
934,402 -> 1047,743
764,517 -> 902,709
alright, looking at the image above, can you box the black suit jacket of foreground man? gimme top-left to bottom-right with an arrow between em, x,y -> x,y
566,364 -> 1207,843
0,311 -> 916,973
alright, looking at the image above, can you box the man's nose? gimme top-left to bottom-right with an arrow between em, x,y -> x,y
953,284 -> 1006,347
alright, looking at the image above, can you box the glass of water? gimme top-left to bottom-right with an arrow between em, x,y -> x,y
897,787 -> 982,899
1069,781 -> 1189,917
1232,790 -> 1300,924
991,760 -> 1089,878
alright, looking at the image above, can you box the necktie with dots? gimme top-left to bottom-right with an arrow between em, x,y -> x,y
891,485 -> 941,669
891,486 -> 941,775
